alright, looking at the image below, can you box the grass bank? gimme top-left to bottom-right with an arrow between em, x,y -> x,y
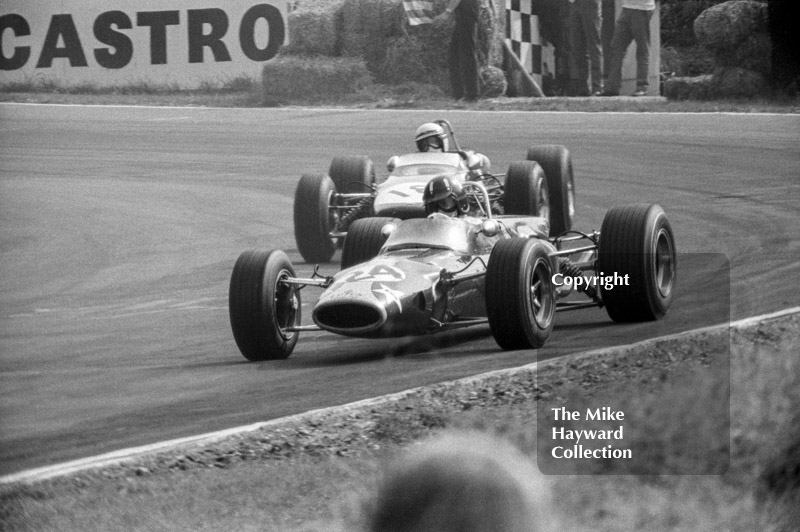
1,80 -> 799,113
2,311 -> 798,531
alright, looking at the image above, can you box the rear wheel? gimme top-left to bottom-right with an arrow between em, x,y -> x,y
486,238 -> 555,350
597,204 -> 676,322
341,217 -> 395,269
293,173 -> 337,263
329,156 -> 375,193
229,250 -> 300,361
527,145 -> 575,236
504,161 -> 549,217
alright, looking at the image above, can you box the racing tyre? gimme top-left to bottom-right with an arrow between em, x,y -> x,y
294,173 -> 337,263
504,161 -> 549,217
486,238 -> 556,350
229,250 -> 300,361
329,156 -> 375,193
597,204 -> 676,322
527,145 -> 575,236
341,217 -> 394,270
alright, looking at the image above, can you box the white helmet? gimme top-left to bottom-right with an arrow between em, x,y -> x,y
415,122 -> 449,152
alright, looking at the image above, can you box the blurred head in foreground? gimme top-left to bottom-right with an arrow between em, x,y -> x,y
366,431 -> 551,532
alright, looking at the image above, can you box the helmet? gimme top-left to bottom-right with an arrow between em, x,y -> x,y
423,176 -> 469,216
415,122 -> 449,152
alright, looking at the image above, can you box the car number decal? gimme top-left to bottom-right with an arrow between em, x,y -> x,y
387,184 -> 427,198
343,264 -> 406,283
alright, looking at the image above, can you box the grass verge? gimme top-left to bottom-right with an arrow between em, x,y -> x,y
1,312 -> 798,531
1,80 -> 799,113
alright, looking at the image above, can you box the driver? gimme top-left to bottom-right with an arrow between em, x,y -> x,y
423,175 -> 500,252
423,175 -> 471,217
414,122 -> 491,179
415,122 -> 450,152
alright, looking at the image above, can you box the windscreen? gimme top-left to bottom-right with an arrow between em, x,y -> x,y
382,217 -> 476,255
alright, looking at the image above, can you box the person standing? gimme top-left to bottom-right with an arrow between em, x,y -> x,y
602,0 -> 656,96
568,0 -> 604,96
435,0 -> 481,101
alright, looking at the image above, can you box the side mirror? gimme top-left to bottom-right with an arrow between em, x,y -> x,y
480,220 -> 500,237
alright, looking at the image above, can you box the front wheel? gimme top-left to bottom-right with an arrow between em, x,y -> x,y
294,173 -> 338,263
486,238 -> 555,350
341,217 -> 395,270
329,156 -> 375,193
597,204 -> 676,322
229,250 -> 301,361
504,161 -> 549,218
527,145 -> 575,237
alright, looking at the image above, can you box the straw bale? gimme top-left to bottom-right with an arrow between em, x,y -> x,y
262,55 -> 373,101
339,0 -> 406,59
283,7 -> 340,56
378,34 -> 449,87
694,0 -> 768,52
360,0 -> 501,83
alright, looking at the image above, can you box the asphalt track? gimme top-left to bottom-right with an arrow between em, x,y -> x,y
1,104 -> 798,476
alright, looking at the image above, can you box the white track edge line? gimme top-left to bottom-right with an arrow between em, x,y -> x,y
1,101 -> 798,117
2,306 -> 798,485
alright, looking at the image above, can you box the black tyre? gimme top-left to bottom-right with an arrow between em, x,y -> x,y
294,173 -> 337,263
504,161 -> 549,217
597,204 -> 676,322
229,250 -> 301,361
527,145 -> 575,236
329,156 -> 375,193
486,238 -> 556,350
341,217 -> 394,270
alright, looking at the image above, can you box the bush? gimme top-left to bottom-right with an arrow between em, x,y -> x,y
693,0 -> 768,51
660,0 -> 766,47
480,65 -> 507,98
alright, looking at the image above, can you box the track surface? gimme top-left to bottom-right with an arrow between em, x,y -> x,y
1,105 -> 798,475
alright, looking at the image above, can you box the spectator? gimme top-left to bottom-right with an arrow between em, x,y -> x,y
568,0 -> 604,96
365,431 -> 552,532
434,0 -> 481,101
602,0 -> 657,96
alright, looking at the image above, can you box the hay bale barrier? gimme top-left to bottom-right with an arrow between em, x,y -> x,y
264,0 -> 505,103
666,0 -> 772,100
262,56 -> 373,104
282,5 -> 341,56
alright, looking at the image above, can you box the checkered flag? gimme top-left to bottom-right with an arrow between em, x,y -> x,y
403,0 -> 435,26
505,0 -> 556,91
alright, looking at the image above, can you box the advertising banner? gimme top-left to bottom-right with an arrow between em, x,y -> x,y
0,1 -> 288,87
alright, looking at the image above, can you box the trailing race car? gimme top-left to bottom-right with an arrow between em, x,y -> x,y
230,177 -> 676,361
292,119 -> 576,263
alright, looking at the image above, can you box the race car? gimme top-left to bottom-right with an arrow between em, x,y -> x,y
230,178 -> 676,361
292,119 -> 576,263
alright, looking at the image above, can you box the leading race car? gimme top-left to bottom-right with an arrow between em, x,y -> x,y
230,176 -> 676,361
292,119 -> 576,263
